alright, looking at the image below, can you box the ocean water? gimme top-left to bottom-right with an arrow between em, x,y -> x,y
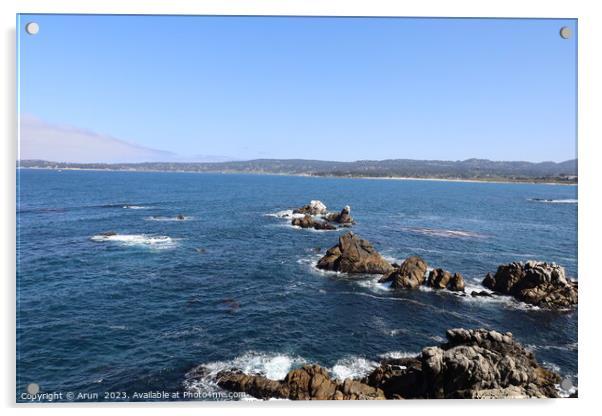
16,169 -> 578,401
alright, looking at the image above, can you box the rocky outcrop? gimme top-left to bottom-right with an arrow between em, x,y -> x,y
448,273 -> 465,291
365,328 -> 560,399
285,201 -> 355,229
482,261 -> 577,309
316,232 -> 394,274
208,365 -> 385,400
427,269 -> 465,292
293,200 -> 328,216
378,256 -> 428,289
325,205 -> 354,225
189,328 -> 561,400
291,215 -> 337,230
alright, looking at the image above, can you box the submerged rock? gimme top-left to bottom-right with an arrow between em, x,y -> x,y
379,256 -> 428,289
471,290 -> 494,298
176,214 -> 185,220
293,200 -> 328,216
427,269 -> 466,292
316,232 -> 394,274
482,261 -> 577,309
189,328 -> 561,400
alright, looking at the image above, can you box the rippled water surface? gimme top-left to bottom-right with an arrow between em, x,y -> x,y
16,169 -> 578,400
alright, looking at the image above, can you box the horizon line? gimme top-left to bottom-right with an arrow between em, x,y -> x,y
17,157 -> 578,165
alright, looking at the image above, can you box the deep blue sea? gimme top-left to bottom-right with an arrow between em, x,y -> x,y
16,169 -> 578,401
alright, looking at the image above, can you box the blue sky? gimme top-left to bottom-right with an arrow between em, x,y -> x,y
18,15 -> 577,163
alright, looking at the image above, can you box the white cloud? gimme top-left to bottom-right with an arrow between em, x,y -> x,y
19,115 -> 177,163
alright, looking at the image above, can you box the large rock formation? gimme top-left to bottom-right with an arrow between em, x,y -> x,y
316,232 -> 394,274
188,328 -> 562,400
365,328 -> 560,399
482,261 -> 577,309
427,268 -> 466,292
203,364 -> 385,400
325,205 -> 354,225
293,200 -> 328,216
378,256 -> 428,289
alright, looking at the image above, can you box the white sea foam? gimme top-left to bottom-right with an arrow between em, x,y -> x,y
90,233 -> 177,249
265,209 -> 305,220
529,198 -> 577,204
297,254 -> 343,276
183,351 -> 307,397
122,205 -> 149,209
526,342 -> 578,353
556,374 -> 578,398
330,356 -> 379,381
356,276 -> 392,292
378,351 -> 419,360
183,352 -> 305,400
461,281 -> 543,311
184,351 -> 382,397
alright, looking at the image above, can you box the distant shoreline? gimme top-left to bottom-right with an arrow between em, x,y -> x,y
17,166 -> 578,186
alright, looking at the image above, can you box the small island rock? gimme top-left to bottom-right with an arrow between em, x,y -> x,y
325,205 -> 354,225
482,261 -> 577,309
427,269 -> 466,292
317,232 -> 394,274
379,256 -> 428,289
293,200 -> 328,216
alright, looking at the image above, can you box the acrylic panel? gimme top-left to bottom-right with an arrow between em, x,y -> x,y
16,14 -> 578,402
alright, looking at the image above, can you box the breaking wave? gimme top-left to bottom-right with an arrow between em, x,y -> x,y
529,198 -> 577,204
265,209 -> 305,220
90,233 -> 177,249
183,352 -> 306,397
330,356 -> 379,381
184,351 -> 381,396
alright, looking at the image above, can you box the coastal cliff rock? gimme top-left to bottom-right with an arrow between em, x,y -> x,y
325,205 -> 354,225
482,261 -> 577,308
293,200 -> 328,216
316,232 -> 394,274
365,328 -> 560,399
189,328 -> 561,400
427,269 -> 466,292
211,365 -> 384,400
378,256 -> 428,289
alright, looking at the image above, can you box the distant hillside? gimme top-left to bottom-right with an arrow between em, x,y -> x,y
18,158 -> 578,183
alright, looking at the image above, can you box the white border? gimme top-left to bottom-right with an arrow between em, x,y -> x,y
2,1 -> 601,415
